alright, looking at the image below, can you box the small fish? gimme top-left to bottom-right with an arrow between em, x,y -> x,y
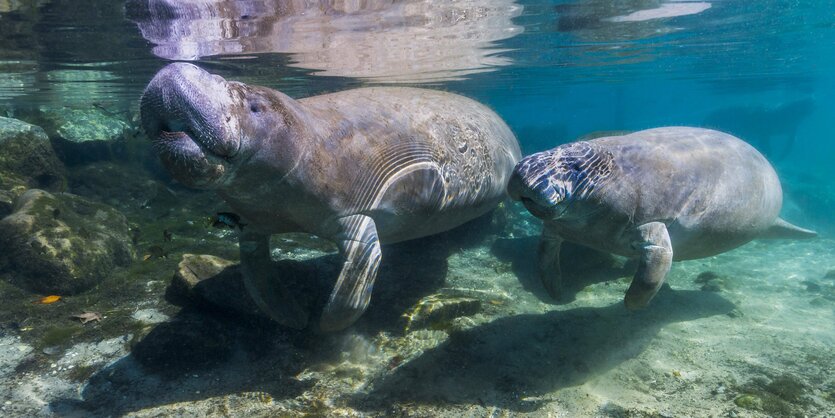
52,208 -> 61,219
33,295 -> 62,304
209,212 -> 246,230
163,229 -> 173,242
8,318 -> 32,332
70,312 -> 102,324
143,245 -> 167,261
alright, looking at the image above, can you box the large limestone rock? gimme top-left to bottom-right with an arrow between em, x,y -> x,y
0,116 -> 66,204
0,189 -> 135,294
31,106 -> 131,164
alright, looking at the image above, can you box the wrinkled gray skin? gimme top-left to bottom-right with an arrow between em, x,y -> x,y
507,127 -> 816,309
141,63 -> 521,331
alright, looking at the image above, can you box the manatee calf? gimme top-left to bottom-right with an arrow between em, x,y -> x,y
507,127 -> 816,308
141,63 -> 521,330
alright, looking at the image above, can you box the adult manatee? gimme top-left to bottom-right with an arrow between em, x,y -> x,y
141,63 -> 521,331
507,127 -> 816,308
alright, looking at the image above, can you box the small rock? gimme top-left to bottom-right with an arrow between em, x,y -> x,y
734,394 -> 762,410
42,346 -> 61,356
172,254 -> 236,293
401,293 -> 482,332
166,254 -> 261,317
0,116 -> 66,193
0,189 -> 135,294
131,309 -> 169,324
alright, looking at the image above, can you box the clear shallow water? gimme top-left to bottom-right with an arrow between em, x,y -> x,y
0,1 -> 834,416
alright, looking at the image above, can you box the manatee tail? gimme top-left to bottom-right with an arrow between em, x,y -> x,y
759,217 -> 817,239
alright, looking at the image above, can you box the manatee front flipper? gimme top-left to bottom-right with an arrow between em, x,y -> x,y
320,214 -> 382,332
625,222 -> 673,310
538,223 -> 565,299
240,230 -> 309,329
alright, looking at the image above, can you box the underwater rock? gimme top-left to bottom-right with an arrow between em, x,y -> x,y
0,189 -> 14,218
32,106 -> 130,164
131,308 -> 169,325
0,189 -> 134,294
167,254 -> 262,317
734,394 -> 763,410
0,116 -> 66,194
401,293 -> 482,332
67,162 -> 162,211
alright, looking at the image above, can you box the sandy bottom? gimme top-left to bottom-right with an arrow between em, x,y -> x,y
0,209 -> 833,417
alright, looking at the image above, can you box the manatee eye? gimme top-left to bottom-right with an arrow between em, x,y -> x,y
249,103 -> 261,113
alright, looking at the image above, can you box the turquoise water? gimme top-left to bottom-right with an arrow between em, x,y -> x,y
0,1 -> 833,416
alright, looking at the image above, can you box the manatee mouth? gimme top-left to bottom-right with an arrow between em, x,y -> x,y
520,196 -> 558,219
142,116 -> 231,189
145,108 -> 238,162
153,123 -> 231,162
141,63 -> 244,189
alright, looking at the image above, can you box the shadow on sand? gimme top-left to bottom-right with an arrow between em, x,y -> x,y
356,287 -> 735,412
492,235 -> 635,304
48,214 -> 496,416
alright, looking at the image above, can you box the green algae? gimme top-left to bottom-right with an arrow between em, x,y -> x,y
401,293 -> 482,332
734,394 -> 762,409
765,374 -> 806,403
38,325 -> 82,349
694,271 -> 720,283
67,364 -> 98,382
732,374 -> 813,417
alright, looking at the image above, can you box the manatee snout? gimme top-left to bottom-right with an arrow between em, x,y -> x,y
141,63 -> 242,187
507,152 -> 564,219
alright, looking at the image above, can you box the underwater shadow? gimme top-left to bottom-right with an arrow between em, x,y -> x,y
48,214 -> 496,416
491,236 -> 633,304
49,305 -> 312,416
358,288 -> 735,412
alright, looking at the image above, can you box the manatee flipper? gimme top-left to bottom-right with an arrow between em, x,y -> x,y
320,214 -> 382,331
758,217 -> 817,239
240,230 -> 309,329
625,221 -> 673,310
538,224 -> 564,299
